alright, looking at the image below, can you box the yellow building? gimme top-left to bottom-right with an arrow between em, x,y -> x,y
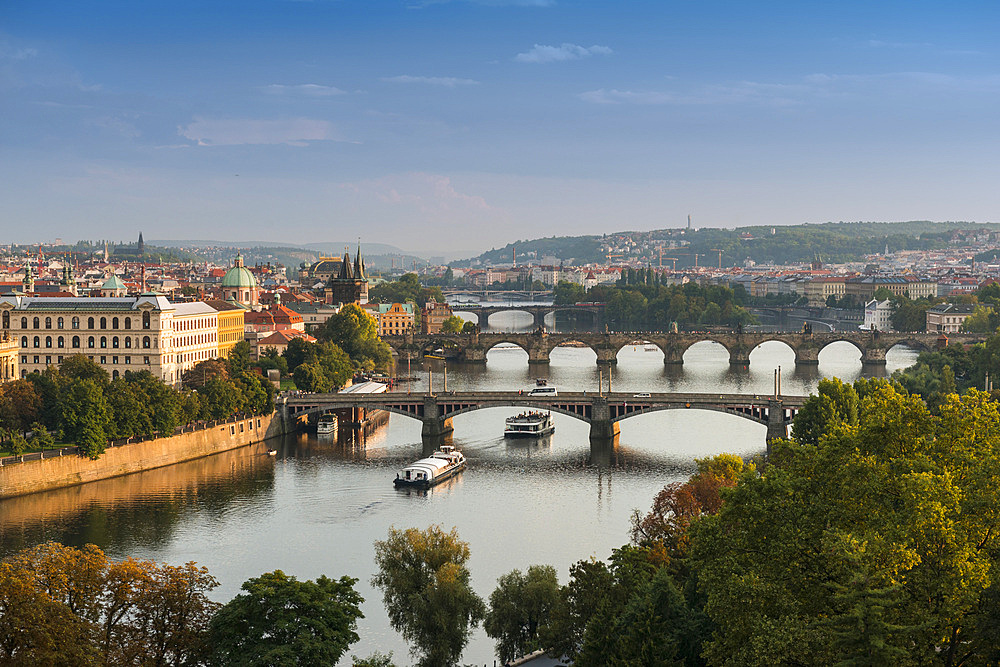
366,303 -> 414,336
205,300 -> 246,358
803,277 -> 846,306
0,330 -> 19,383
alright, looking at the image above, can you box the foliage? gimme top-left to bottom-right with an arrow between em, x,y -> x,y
227,340 -> 253,376
791,377 -> 860,445
369,273 -> 444,305
553,280 -> 586,305
59,378 -> 110,458
441,315 -> 464,333
209,570 -> 363,667
351,651 -> 397,667
889,295 -> 939,332
581,280 -> 754,330
961,305 -> 996,333
484,565 -> 560,663
182,358 -> 230,389
690,381 -> 1000,666
0,542 -> 219,666
0,379 -> 41,434
461,320 -> 478,334
317,304 -> 393,372
286,340 -> 354,391
372,525 -> 485,666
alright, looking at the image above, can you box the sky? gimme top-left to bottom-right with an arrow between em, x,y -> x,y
2,1 -> 1000,256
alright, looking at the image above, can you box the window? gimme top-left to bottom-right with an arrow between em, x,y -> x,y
142,336 -> 151,349
112,370 -> 119,380
72,336 -> 80,348
45,317 -> 51,329
100,317 -> 107,329
21,317 -> 27,328
112,336 -> 119,348
1,311 -> 8,329
57,336 -> 64,348
57,317 -> 64,329
88,317 -> 95,329
21,336 -> 28,348
125,337 -> 131,349
57,356 -> 62,364
21,356 -> 27,364
112,356 -> 118,364
100,356 -> 106,364
143,312 -> 150,329
45,356 -> 51,365
88,336 -> 95,348
33,317 -> 40,329
124,356 -> 130,365
33,356 -> 39,364
112,317 -> 119,329
72,316 -> 80,329
33,336 -> 39,348
100,336 -> 107,349
144,356 -> 150,365
45,336 -> 52,348
124,317 -> 131,330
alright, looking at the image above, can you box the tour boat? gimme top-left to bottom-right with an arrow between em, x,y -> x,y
317,414 -> 338,435
504,411 -> 556,438
393,445 -> 466,489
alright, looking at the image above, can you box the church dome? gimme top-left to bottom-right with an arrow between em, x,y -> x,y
102,275 -> 127,291
221,255 -> 257,289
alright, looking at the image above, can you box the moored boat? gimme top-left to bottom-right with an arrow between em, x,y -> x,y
504,411 -> 556,438
393,445 -> 466,489
317,414 -> 337,435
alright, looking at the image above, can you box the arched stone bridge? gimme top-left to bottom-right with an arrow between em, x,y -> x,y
448,303 -> 605,331
281,390 -> 805,452
385,330 -> 985,366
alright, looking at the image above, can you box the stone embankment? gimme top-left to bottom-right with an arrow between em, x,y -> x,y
0,413 -> 285,499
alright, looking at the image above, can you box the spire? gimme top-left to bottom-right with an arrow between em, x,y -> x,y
354,243 -> 366,280
339,249 -> 353,279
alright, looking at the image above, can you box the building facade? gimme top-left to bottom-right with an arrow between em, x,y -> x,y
804,277 -> 846,306
863,299 -> 894,332
0,330 -> 19,383
325,248 -> 369,305
926,303 -> 976,333
422,300 -> 453,334
203,300 -> 246,359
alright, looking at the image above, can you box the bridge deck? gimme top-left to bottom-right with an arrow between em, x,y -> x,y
285,390 -> 807,407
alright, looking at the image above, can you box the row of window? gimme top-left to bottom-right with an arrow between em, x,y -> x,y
21,335 -> 153,350
20,354 -> 152,374
1,312 -> 152,330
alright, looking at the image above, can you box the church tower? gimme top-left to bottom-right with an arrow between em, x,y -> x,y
325,246 -> 369,305
138,232 -> 145,257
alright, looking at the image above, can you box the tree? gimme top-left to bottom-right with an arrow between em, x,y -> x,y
485,565 -> 560,663
59,354 -> 109,385
791,377 -> 859,445
293,363 -> 333,393
318,304 -> 393,371
351,651 -> 397,667
182,358 -> 230,390
199,377 -> 240,419
961,305 -> 996,333
0,379 -> 41,435
461,320 -> 478,334
441,315 -> 464,334
553,281 -> 585,305
209,570 -> 363,667
58,378 -> 109,458
227,340 -> 253,375
372,526 -> 485,666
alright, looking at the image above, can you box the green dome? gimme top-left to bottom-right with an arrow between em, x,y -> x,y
102,275 -> 127,290
221,256 -> 257,289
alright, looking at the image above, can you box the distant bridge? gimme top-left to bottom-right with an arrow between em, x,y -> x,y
443,288 -> 554,301
282,390 -> 806,451
384,330 -> 983,366
448,303 -> 605,330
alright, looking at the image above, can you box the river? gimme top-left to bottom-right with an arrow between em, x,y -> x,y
0,312 -> 919,664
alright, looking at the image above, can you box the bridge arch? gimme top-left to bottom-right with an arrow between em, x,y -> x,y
443,402 -> 592,423
682,338 -> 735,364
484,308 -> 538,330
289,403 -> 425,423
610,403 -> 770,426
547,339 -> 600,362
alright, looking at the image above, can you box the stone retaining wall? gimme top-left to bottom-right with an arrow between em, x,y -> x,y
0,413 -> 285,500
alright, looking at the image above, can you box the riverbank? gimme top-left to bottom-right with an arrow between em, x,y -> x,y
0,412 -> 286,500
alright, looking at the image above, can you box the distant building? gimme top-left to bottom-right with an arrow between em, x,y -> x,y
299,256 -> 343,287
863,299 -> 894,332
845,276 -> 937,302
926,303 -> 976,333
221,255 -> 259,308
804,277 -> 846,306
0,330 -> 19,383
202,300 -> 246,359
255,329 -> 316,359
325,247 -> 369,306
286,302 -> 342,334
422,301 -> 453,334
364,302 -> 414,336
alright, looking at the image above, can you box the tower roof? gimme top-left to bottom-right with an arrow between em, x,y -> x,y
221,255 -> 258,289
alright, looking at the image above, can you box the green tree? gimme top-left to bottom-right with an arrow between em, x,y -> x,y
319,303 -> 393,371
209,570 -> 363,667
791,377 -> 860,445
31,421 -> 55,451
292,363 -> 333,393
461,320 -> 478,334
59,354 -> 109,385
961,305 -> 995,333
372,525 -> 485,666
484,565 -> 560,663
59,378 -> 109,458
351,651 -> 397,667
199,377 -> 240,419
553,281 -> 585,305
441,315 -> 464,333
227,340 -> 253,376
0,379 -> 41,435
182,358 -> 230,389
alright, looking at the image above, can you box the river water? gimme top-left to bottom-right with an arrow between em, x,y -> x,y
0,310 -> 919,665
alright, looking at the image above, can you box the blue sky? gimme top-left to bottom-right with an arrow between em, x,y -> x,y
2,1 -> 999,255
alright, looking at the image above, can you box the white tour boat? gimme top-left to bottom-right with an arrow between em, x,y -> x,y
504,411 -> 556,438
393,445 -> 466,489
317,414 -> 338,435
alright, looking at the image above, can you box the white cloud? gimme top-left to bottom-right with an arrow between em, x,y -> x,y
0,44 -> 38,61
381,75 -> 480,87
179,117 -> 338,146
264,83 -> 347,96
515,43 -> 612,63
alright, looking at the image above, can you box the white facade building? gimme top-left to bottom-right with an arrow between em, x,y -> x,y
862,299 -> 894,332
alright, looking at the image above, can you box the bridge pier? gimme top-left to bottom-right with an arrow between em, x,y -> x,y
595,348 -> 618,366
589,397 -> 621,442
527,347 -> 550,364
460,347 -> 488,364
766,400 -> 789,455
729,345 -> 751,366
420,396 -> 454,441
860,348 -> 887,366
662,347 -> 684,365
794,346 -> 820,365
